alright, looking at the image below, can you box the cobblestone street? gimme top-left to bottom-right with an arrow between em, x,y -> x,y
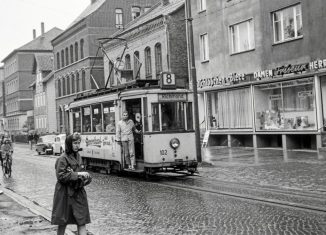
0,144 -> 326,234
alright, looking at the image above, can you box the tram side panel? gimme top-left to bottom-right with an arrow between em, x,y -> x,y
143,133 -> 196,167
79,134 -> 121,163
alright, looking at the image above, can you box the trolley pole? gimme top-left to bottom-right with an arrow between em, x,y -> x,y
185,0 -> 202,163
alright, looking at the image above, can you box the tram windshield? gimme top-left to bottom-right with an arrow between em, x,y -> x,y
152,102 -> 193,131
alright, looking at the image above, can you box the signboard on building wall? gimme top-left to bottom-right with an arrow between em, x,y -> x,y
158,93 -> 187,102
197,73 -> 249,89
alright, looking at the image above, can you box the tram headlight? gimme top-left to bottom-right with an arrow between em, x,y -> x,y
170,138 -> 180,149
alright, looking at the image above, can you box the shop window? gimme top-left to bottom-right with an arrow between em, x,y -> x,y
82,106 -> 91,132
103,102 -> 115,133
200,33 -> 209,61
229,19 -> 254,54
115,8 -> 123,29
199,0 -> 206,11
92,104 -> 102,132
132,7 -> 141,20
207,88 -> 252,129
145,47 -> 152,78
254,77 -> 316,131
272,4 -> 302,43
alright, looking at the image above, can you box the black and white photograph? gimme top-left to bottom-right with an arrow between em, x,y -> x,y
0,0 -> 326,234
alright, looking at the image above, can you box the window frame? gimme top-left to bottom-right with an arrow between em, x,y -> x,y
199,33 -> 209,62
229,18 -> 255,54
272,4 -> 303,44
199,0 -> 206,12
115,8 -> 123,29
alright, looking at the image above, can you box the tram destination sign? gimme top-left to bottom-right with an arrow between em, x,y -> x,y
158,93 -> 187,102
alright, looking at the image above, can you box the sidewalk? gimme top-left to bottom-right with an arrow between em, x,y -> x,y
0,189 -> 57,235
199,147 -> 326,193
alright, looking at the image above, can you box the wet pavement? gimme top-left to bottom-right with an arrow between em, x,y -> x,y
0,144 -> 326,234
0,191 -> 57,235
200,147 -> 326,193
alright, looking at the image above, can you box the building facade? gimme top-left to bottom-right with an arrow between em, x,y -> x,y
191,0 -> 326,150
31,53 -> 57,134
53,0 -> 158,134
0,66 -> 5,133
1,25 -> 62,135
103,0 -> 188,88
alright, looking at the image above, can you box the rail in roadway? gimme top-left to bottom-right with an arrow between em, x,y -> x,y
148,175 -> 326,214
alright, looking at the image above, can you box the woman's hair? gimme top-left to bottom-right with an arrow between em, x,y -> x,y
65,132 -> 81,155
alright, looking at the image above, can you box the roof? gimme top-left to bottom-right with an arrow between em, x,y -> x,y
34,53 -> 54,71
42,71 -> 55,83
111,0 -> 184,38
2,27 -> 63,62
67,0 -> 106,29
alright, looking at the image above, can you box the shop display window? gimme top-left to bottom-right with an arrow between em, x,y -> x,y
254,77 -> 316,131
207,87 -> 252,129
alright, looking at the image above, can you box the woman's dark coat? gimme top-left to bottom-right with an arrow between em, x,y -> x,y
51,136 -> 91,225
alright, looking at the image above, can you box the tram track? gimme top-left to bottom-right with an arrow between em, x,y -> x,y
152,177 -> 326,214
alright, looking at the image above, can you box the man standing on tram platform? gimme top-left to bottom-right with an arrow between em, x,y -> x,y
116,111 -> 141,170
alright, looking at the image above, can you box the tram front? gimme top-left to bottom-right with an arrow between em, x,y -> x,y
141,90 -> 198,175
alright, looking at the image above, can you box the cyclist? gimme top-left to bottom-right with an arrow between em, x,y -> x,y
1,137 -> 13,173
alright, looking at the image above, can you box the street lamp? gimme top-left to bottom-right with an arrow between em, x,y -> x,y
185,0 -> 202,162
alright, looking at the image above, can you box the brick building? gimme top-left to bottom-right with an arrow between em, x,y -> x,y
1,25 -> 62,135
103,0 -> 188,88
191,0 -> 326,150
53,0 -> 158,134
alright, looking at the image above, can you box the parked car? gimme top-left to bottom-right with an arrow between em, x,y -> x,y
35,135 -> 56,155
53,134 -> 66,155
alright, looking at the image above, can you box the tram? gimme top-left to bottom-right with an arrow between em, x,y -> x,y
68,79 -> 198,176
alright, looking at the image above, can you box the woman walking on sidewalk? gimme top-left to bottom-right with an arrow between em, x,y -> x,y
51,133 -> 92,235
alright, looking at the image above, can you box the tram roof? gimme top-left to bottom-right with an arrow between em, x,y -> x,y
69,79 -> 191,109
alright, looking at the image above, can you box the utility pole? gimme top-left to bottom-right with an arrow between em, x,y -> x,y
185,0 -> 202,162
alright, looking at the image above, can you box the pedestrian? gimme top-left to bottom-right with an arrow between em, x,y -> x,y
116,111 -> 141,170
28,133 -> 33,150
51,132 -> 92,235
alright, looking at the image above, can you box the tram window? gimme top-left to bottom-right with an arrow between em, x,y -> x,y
72,108 -> 81,132
143,97 -> 148,131
161,102 -> 185,131
186,102 -> 194,130
103,102 -> 115,133
82,106 -> 91,132
152,104 -> 160,131
92,104 -> 102,132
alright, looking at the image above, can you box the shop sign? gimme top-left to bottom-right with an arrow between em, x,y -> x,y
309,59 -> 326,70
269,94 -> 282,100
198,73 -> 246,89
298,90 -> 313,98
254,70 -> 273,79
255,64 -> 307,80
158,93 -> 187,102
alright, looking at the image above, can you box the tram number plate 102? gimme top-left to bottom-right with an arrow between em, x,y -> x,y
160,149 -> 167,156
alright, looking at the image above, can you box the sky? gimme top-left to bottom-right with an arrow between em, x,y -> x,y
0,0 -> 91,64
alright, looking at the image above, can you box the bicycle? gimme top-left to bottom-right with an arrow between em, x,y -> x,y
2,152 -> 12,177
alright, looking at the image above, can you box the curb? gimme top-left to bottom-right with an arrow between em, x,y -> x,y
0,186 -> 75,235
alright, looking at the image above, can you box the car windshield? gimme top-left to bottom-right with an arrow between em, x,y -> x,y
39,135 -> 55,143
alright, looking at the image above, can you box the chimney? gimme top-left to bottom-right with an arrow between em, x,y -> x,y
33,29 -> 36,39
41,22 -> 45,35
162,0 -> 169,5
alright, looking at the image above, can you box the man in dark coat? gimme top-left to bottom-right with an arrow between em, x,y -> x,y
51,133 -> 91,235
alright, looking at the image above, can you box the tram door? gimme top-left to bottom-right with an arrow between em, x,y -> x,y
124,99 -> 144,162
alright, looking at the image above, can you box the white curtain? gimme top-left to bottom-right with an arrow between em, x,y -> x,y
217,88 -> 252,129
